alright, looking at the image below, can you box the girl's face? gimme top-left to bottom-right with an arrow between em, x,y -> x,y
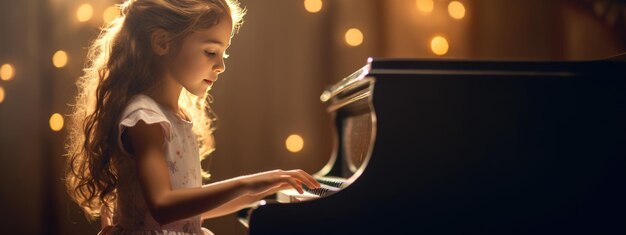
165,16 -> 233,97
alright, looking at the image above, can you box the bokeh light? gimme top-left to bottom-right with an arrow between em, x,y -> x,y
0,64 -> 15,81
52,50 -> 68,68
76,3 -> 94,22
304,0 -> 323,13
103,5 -> 120,24
0,86 -> 5,104
49,113 -> 64,132
345,28 -> 364,47
430,36 -> 449,56
448,1 -> 466,19
416,0 -> 434,13
285,134 -> 304,153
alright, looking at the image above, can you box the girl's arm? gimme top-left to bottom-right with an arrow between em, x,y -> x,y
127,120 -> 320,225
200,183 -> 292,221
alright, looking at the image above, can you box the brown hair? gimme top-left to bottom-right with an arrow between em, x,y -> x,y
64,0 -> 245,220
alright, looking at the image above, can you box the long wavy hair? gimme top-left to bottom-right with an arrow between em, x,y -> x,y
64,0 -> 245,221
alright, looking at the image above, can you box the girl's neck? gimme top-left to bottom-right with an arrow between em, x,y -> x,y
146,74 -> 182,112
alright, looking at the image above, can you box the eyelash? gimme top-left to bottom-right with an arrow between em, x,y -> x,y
204,50 -> 229,59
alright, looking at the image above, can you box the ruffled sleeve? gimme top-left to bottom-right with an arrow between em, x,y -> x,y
117,95 -> 172,157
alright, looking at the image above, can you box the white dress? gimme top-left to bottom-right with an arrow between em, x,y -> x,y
100,94 -> 213,235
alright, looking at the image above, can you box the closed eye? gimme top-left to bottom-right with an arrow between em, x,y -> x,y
204,50 -> 217,58
204,50 -> 229,60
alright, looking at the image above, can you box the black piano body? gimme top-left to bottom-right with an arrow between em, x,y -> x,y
238,57 -> 626,234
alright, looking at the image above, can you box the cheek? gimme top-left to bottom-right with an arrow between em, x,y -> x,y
171,51 -> 208,77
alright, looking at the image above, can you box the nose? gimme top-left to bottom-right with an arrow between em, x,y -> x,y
213,56 -> 225,74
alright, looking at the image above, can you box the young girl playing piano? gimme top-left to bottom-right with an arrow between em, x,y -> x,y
64,0 -> 319,234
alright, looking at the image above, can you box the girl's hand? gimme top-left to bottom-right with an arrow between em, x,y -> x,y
239,169 -> 321,196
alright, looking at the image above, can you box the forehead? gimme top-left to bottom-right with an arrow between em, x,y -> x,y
188,17 -> 233,46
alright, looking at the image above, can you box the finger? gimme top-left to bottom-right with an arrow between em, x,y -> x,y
274,183 -> 294,191
272,184 -> 293,193
298,170 -> 320,188
289,170 -> 320,189
282,177 -> 303,194
286,170 -> 316,189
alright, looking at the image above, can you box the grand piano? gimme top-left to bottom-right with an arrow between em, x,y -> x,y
236,56 -> 626,234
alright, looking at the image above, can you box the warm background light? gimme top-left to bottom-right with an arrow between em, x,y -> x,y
345,28 -> 364,47
49,113 -> 64,132
0,63 -> 14,81
0,86 -> 5,104
448,1 -> 466,19
52,50 -> 68,68
416,0 -> 434,13
304,0 -> 323,13
103,5 -> 120,24
76,3 -> 94,22
431,36 -> 449,56
285,134 -> 304,153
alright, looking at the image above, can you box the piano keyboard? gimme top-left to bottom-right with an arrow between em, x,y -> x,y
277,176 -> 348,202
314,176 -> 346,188
303,183 -> 340,197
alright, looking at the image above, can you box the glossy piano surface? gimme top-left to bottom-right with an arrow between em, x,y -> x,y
238,56 -> 626,234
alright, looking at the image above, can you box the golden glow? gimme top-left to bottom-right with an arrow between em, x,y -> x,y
285,134 -> 304,153
344,28 -> 364,47
49,113 -> 64,132
304,0 -> 323,13
416,0 -> 434,13
103,5 -> 120,24
76,3 -> 94,22
0,64 -> 15,81
430,36 -> 449,56
0,86 -> 5,104
448,1 -> 466,19
52,50 -> 68,68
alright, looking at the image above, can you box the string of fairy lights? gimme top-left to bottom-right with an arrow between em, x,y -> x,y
0,0 -> 465,154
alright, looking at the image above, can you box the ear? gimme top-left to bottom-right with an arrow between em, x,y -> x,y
151,28 -> 170,56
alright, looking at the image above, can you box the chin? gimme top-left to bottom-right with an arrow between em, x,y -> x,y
185,87 -> 208,97
191,90 -> 207,97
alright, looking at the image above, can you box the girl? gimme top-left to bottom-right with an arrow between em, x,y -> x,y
64,0 -> 320,234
